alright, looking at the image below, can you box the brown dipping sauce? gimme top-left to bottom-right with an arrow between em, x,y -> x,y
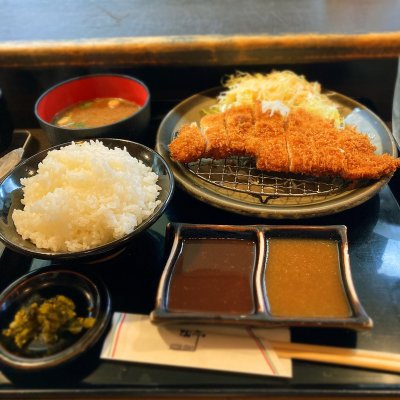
265,238 -> 351,318
167,238 -> 256,314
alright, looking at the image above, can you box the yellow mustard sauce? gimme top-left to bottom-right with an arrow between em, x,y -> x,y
265,238 -> 352,318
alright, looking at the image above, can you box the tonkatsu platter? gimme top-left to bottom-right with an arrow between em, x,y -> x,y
157,71 -> 399,218
0,69 -> 400,395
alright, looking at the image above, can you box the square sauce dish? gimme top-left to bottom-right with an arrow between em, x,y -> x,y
151,223 -> 372,330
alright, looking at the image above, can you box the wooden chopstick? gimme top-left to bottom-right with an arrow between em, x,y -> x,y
173,325 -> 400,373
271,341 -> 400,373
272,340 -> 400,361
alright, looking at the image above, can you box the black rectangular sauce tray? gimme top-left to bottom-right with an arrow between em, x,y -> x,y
151,223 -> 372,330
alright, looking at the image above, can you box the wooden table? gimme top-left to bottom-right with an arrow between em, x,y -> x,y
0,0 -> 400,68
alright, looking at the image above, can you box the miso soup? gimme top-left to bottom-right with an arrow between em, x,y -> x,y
52,97 -> 140,129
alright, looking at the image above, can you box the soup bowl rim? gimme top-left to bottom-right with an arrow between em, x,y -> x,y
34,73 -> 151,130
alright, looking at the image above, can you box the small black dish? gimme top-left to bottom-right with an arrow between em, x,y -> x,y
0,266 -> 111,373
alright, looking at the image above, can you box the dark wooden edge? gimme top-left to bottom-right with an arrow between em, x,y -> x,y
1,32 -> 400,68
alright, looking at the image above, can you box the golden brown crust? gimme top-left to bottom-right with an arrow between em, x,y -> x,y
251,102 -> 289,172
286,109 -> 347,177
168,123 -> 206,163
224,105 -> 254,155
338,126 -> 400,180
200,113 -> 230,159
169,103 -> 400,180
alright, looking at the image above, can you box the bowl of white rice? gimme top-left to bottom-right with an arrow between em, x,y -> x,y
0,139 -> 174,260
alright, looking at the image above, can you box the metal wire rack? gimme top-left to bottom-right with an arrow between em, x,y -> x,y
186,156 -> 347,202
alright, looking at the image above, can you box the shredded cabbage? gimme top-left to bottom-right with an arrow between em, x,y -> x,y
209,70 -> 342,125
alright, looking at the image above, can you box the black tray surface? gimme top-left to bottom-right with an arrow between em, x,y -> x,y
1,64 -> 400,396
0,175 -> 400,397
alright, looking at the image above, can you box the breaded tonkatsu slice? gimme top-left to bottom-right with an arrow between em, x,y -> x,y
169,123 -> 206,163
285,109 -> 347,177
337,125 -> 400,180
285,109 -> 400,179
250,102 -> 289,172
169,104 -> 257,162
169,102 -> 281,164
224,105 -> 254,155
199,113 -> 230,159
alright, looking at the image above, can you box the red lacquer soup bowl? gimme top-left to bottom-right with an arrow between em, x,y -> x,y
35,74 -> 150,145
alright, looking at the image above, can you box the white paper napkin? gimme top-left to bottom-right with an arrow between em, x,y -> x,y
101,313 -> 292,378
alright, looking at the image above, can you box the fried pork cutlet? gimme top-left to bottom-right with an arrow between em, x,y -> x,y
252,102 -> 289,172
170,105 -> 255,161
285,109 -> 347,177
199,113 -> 230,159
285,109 -> 400,180
168,123 -> 206,164
337,125 -> 399,180
224,105 -> 254,155
169,102 -> 400,181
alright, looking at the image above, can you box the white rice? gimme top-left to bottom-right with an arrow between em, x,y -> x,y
12,140 -> 161,252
